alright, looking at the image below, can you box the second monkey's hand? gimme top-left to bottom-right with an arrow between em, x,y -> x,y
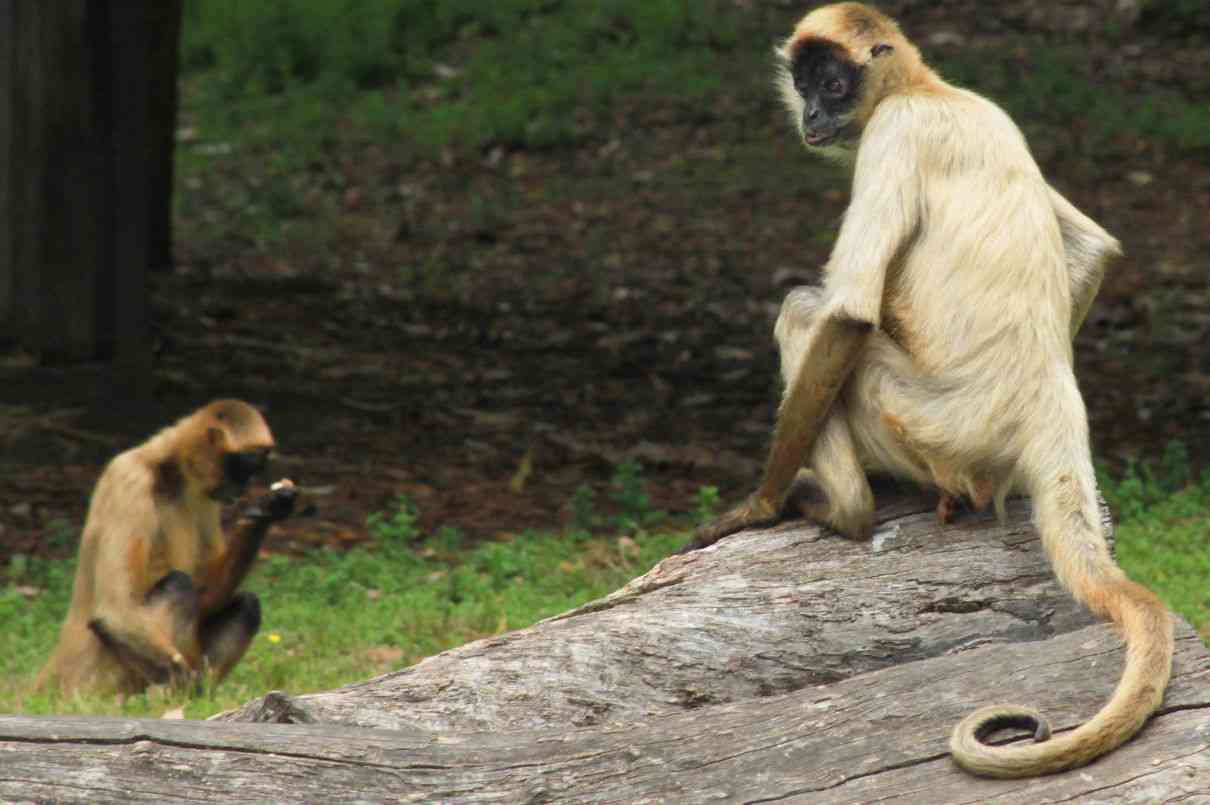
676,494 -> 780,554
244,479 -> 299,523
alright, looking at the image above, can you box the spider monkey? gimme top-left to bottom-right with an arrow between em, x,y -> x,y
36,399 -> 298,696
687,2 -> 1172,779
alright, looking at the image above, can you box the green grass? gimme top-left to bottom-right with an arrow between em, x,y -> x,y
180,0 -> 756,156
173,2 -> 1210,255
0,461 -> 692,719
939,46 -> 1210,157
1101,442 -> 1210,629
173,0 -> 766,250
3,451 -> 1205,720
177,1 -> 1210,160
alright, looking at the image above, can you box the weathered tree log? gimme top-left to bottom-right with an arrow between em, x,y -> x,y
2,486 -> 1208,803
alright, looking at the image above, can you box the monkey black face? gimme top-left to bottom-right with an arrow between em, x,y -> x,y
791,43 -> 862,148
213,448 -> 271,502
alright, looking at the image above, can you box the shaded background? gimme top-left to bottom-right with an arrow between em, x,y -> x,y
1,0 -> 1208,562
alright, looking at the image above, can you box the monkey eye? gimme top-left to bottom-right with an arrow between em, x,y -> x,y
225,449 -> 270,486
824,78 -> 846,97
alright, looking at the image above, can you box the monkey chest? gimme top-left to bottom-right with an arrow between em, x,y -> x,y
154,518 -> 225,581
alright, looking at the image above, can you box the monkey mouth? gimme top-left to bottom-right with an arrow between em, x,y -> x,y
804,129 -> 838,147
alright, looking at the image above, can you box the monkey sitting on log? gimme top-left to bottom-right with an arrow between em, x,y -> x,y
686,2 -> 1172,779
36,399 -> 298,697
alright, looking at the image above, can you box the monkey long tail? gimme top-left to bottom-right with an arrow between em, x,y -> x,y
950,429 -> 1173,777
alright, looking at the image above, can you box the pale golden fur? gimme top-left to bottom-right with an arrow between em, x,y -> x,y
36,399 -> 278,696
698,2 -> 1172,779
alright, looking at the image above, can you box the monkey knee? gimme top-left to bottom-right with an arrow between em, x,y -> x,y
775,286 -> 825,339
146,570 -> 200,610
775,288 -> 826,385
201,593 -> 261,681
147,570 -> 194,598
232,591 -> 262,634
205,591 -> 262,637
783,286 -> 825,312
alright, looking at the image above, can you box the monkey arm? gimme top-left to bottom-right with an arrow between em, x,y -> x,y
754,314 -> 873,505
682,314 -> 873,552
1048,186 -> 1122,338
685,106 -> 921,552
200,483 -> 297,613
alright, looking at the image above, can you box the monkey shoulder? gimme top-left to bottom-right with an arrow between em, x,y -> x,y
80,449 -> 176,552
855,93 -> 952,171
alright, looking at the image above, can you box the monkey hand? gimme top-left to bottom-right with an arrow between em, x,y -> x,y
676,494 -> 780,554
244,478 -> 298,523
165,650 -> 203,692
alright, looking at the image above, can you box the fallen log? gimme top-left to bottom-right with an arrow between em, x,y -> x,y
2,486 -> 1207,803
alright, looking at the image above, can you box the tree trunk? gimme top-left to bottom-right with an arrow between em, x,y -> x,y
0,1 -> 181,378
3,487 -> 1208,803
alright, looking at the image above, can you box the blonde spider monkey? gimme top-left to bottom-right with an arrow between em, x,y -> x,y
36,399 -> 298,697
685,2 -> 1173,779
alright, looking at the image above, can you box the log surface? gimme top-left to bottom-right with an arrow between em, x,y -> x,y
3,488 -> 1207,804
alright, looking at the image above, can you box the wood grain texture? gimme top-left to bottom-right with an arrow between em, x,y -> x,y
4,488 -> 1207,803
219,486 -> 1106,732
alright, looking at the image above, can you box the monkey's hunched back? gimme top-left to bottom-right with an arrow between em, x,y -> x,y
691,1 -> 1173,779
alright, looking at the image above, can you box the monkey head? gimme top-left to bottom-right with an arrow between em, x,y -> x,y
177,399 -> 276,503
785,41 -> 865,151
775,3 -> 923,156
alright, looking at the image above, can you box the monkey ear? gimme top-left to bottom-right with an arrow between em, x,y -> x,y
871,43 -> 893,58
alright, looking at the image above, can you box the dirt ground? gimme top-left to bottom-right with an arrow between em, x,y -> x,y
2,3 -> 1208,563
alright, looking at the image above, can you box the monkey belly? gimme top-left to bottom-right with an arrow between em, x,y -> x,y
838,353 -> 1014,503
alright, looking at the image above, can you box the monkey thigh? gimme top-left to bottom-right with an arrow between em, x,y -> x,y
773,285 -> 972,528
200,591 -> 262,682
841,337 -> 988,499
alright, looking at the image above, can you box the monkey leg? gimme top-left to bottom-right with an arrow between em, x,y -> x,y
199,591 -> 262,684
937,479 -> 995,524
790,403 -> 875,539
90,570 -> 203,690
684,286 -> 871,552
758,289 -> 874,507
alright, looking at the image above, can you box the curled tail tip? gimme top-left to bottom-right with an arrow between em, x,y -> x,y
950,705 -> 1055,778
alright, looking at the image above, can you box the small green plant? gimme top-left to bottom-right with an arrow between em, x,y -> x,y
693,485 -> 721,525
365,495 -> 421,547
43,518 -> 77,553
1100,441 -> 1194,521
569,483 -> 600,531
609,457 -> 665,530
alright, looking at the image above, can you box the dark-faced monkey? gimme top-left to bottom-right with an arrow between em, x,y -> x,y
36,399 -> 298,696
687,2 -> 1172,779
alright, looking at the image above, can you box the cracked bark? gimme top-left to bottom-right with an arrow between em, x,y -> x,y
3,485 -> 1208,803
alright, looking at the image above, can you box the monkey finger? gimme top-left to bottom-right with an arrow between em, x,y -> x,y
246,483 -> 299,522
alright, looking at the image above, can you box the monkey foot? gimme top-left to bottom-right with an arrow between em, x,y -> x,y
936,480 -> 994,525
936,493 -> 960,524
677,495 -> 779,554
